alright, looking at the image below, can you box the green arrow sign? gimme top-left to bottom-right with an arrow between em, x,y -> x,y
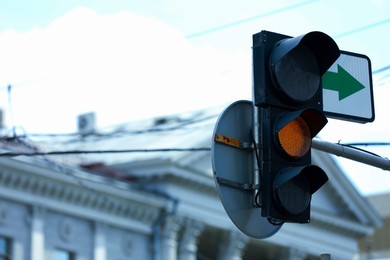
322,64 -> 365,101
322,51 -> 374,123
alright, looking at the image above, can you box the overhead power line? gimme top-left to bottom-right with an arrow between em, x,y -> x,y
333,18 -> 390,39
344,142 -> 390,147
0,148 -> 212,157
186,0 -> 389,41
185,0 -> 319,38
373,65 -> 390,75
2,112 -> 219,140
1,142 -> 388,159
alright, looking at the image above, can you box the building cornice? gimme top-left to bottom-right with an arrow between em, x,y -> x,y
125,158 -> 378,237
0,154 -> 378,238
311,210 -> 376,237
0,157 -> 166,234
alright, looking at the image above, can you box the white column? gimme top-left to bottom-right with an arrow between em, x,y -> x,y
217,230 -> 249,260
160,215 -> 181,260
284,247 -> 308,260
178,219 -> 204,260
94,223 -> 106,260
30,206 -> 45,260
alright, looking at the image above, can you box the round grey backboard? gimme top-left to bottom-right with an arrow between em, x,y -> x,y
211,100 -> 281,239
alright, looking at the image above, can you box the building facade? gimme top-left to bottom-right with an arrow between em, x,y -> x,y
360,192 -> 390,259
0,111 -> 383,259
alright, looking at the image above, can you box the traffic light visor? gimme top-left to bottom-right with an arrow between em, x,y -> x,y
276,109 -> 328,159
271,44 -> 320,103
269,31 -> 340,104
270,31 -> 340,76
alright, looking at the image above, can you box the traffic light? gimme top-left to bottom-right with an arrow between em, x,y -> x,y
252,31 -> 340,223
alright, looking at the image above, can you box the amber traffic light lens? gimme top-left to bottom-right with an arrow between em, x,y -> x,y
278,117 -> 311,158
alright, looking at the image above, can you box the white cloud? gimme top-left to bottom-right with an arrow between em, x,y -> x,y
0,7 -> 251,133
1,5 -> 388,195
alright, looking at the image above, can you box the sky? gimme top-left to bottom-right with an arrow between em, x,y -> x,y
0,0 -> 389,195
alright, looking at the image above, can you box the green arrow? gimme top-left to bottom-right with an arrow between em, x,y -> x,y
322,64 -> 365,101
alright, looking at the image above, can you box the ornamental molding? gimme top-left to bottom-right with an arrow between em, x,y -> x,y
121,232 -> 134,256
311,210 -> 375,236
127,160 -> 216,195
162,173 -> 216,195
0,203 -> 8,226
0,166 -> 161,227
58,217 -> 74,242
0,156 -> 377,238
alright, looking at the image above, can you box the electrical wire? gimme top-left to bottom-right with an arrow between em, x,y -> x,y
343,142 -> 390,147
333,18 -> 390,39
373,65 -> 390,75
338,143 -> 381,158
7,113 -> 219,140
185,0 -> 389,40
1,11 -> 389,160
0,108 -> 217,158
340,142 -> 390,158
0,147 -> 212,157
185,0 -> 319,38
373,65 -> 390,85
251,130 -> 263,207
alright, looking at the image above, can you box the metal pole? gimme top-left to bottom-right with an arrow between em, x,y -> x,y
312,138 -> 390,171
252,105 -> 260,205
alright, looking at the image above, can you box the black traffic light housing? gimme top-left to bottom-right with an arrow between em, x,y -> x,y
253,31 -> 340,223
261,106 -> 329,223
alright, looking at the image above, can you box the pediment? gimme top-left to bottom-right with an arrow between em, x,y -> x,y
163,137 -> 381,230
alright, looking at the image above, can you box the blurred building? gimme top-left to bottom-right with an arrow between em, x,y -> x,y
359,192 -> 390,259
0,109 -> 383,260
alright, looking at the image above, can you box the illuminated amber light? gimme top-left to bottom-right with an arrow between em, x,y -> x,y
278,117 -> 311,158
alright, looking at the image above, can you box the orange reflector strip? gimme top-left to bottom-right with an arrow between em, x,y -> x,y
278,117 -> 311,158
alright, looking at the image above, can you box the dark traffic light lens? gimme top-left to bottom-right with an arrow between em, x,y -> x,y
274,171 -> 311,216
271,44 -> 320,103
273,165 -> 329,219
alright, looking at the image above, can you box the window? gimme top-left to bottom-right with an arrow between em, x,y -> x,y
54,249 -> 74,260
0,236 -> 11,260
